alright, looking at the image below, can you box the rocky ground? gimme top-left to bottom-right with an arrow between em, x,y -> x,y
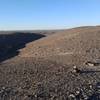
0,26 -> 100,100
0,57 -> 100,100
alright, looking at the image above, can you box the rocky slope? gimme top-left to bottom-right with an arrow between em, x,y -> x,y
20,26 -> 100,65
0,26 -> 100,100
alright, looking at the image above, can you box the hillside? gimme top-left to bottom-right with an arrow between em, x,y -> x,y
0,30 -> 60,62
0,26 -> 100,100
20,26 -> 100,65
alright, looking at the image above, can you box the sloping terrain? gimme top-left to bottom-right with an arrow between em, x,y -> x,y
0,30 -> 60,62
0,30 -> 63,62
0,32 -> 46,62
0,26 -> 100,100
20,26 -> 100,65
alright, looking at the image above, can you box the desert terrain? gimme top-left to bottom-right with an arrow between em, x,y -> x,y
0,26 -> 100,100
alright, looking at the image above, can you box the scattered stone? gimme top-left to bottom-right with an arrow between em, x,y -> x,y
85,61 -> 94,67
34,94 -> 37,98
76,90 -> 80,95
85,60 -> 100,67
73,66 -> 81,73
2,87 -> 6,90
89,85 -> 92,89
69,94 -> 75,98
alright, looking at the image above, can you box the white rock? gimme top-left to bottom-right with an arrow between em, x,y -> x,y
69,94 -> 75,98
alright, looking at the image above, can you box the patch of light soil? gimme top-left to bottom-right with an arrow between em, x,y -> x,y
58,52 -> 74,55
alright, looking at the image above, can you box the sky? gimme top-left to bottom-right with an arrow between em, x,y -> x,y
0,0 -> 100,30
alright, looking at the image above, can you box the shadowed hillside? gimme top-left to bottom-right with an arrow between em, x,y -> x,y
0,32 -> 45,62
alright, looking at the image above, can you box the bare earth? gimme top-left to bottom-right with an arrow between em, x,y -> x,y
0,26 -> 100,100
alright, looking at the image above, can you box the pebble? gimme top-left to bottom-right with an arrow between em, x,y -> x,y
89,85 -> 92,89
2,87 -> 6,90
76,91 -> 80,95
69,94 -> 75,98
72,66 -> 80,73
